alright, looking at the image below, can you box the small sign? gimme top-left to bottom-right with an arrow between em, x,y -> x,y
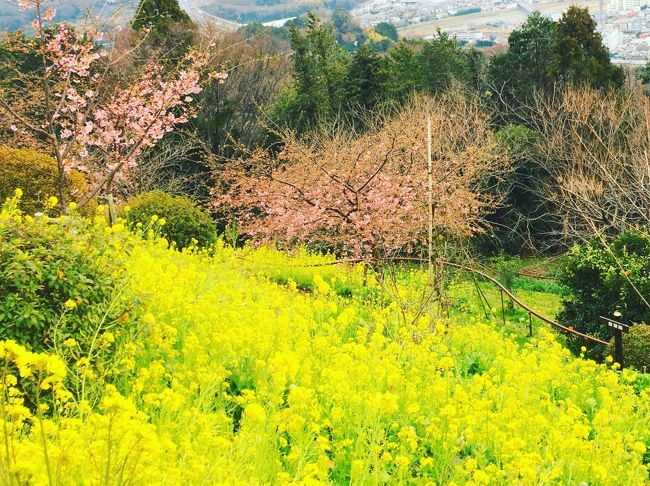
600,316 -> 630,333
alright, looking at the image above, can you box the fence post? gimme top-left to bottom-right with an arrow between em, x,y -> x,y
500,290 -> 505,326
614,329 -> 624,367
600,316 -> 630,369
528,312 -> 533,337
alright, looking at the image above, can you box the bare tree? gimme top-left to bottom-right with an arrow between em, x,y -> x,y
531,85 -> 650,244
196,26 -> 292,155
115,131 -> 212,199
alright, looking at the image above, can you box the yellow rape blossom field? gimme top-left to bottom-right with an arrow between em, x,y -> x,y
0,201 -> 649,485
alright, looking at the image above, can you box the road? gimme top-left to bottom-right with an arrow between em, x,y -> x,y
178,0 -> 242,30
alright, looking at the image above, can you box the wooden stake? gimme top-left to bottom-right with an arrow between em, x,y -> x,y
427,114 -> 434,327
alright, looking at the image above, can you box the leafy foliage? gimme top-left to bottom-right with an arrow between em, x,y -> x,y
133,0 -> 190,28
558,231 -> 650,352
0,31 -> 41,88
0,195 -> 128,351
125,190 -> 216,249
270,13 -> 350,133
608,324 -> 650,372
374,22 -> 398,42
345,45 -> 386,110
486,13 -> 555,115
549,6 -> 624,89
480,124 -> 557,253
638,60 -> 650,85
0,146 -> 88,215
132,0 -> 196,60
270,23 -> 478,133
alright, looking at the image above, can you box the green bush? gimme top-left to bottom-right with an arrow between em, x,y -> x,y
0,146 -> 88,214
125,190 -> 217,249
607,324 -> 650,372
0,198 -> 130,351
558,230 -> 650,355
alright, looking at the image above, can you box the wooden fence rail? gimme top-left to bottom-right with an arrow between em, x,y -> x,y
237,254 -> 610,346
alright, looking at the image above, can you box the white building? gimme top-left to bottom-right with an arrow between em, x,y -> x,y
604,29 -> 624,49
608,0 -> 646,13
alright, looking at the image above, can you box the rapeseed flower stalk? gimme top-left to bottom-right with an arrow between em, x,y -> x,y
0,202 -> 648,484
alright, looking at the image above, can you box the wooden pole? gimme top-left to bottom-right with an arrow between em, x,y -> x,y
600,316 -> 629,368
427,115 -> 434,327
614,329 -> 624,368
106,193 -> 118,227
500,289 -> 506,326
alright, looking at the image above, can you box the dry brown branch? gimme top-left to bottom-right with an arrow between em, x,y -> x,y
213,89 -> 509,259
531,85 -> 650,243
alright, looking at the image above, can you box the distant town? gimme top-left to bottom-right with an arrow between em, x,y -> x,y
351,0 -> 650,62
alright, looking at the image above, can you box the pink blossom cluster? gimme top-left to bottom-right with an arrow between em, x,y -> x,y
216,130 -> 429,257
215,94 -> 502,258
52,55 -> 206,184
12,0 -> 210,192
44,27 -> 103,76
14,0 -> 56,33
84,61 -> 205,182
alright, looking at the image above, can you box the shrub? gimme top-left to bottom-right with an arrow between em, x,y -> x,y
0,195 -> 130,351
0,146 -> 88,213
125,190 -> 216,249
558,230 -> 650,354
607,324 -> 650,372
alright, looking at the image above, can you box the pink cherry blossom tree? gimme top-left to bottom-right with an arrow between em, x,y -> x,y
0,0 -> 223,209
213,91 -> 507,259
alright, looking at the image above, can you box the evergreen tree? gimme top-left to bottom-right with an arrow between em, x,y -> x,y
381,41 -> 420,102
417,33 -> 469,93
132,0 -> 195,54
548,6 -> 623,89
485,12 -> 555,109
345,45 -> 386,110
270,13 -> 349,133
463,47 -> 484,92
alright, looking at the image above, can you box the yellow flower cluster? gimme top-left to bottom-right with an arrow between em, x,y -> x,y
0,211 -> 648,484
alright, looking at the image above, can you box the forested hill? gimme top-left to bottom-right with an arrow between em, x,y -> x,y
0,0 -> 135,31
0,0 -> 358,31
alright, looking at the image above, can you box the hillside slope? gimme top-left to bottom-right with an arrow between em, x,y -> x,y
0,0 -> 136,31
2,207 -> 648,484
